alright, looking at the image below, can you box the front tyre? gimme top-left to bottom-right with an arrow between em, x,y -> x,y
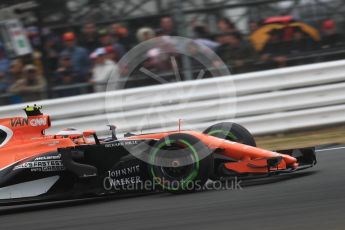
149,134 -> 212,193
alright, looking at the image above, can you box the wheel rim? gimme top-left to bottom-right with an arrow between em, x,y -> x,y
149,139 -> 200,191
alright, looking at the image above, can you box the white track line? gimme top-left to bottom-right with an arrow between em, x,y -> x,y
316,146 -> 345,152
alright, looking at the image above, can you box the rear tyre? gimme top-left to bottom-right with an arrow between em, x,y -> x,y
148,133 -> 212,193
203,122 -> 256,147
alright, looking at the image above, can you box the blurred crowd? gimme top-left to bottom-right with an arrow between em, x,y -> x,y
0,16 -> 344,104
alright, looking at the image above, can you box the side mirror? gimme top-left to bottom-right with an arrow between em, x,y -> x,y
107,125 -> 118,140
83,130 -> 100,145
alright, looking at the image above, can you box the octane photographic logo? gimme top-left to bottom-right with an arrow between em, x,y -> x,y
105,36 -> 237,167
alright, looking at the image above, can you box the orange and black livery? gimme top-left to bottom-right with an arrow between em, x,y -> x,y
0,106 -> 316,204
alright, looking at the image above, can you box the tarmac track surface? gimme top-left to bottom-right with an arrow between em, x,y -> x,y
0,147 -> 344,230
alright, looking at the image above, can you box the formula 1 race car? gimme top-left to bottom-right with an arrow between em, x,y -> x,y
0,106 -> 317,204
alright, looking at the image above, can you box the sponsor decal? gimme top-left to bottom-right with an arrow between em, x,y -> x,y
103,165 -> 142,191
35,154 -> 62,161
14,154 -> 65,172
29,118 -> 47,127
105,140 -> 139,148
104,176 -> 142,190
108,165 -> 140,177
10,118 -> 28,127
10,118 -> 47,127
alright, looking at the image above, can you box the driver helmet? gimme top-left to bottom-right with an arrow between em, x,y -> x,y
56,128 -> 83,139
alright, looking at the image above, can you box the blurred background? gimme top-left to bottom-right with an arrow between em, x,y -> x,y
0,0 -> 344,106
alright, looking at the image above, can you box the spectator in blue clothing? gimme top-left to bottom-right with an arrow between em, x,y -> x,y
80,23 -> 101,54
0,72 -> 9,93
0,71 -> 10,105
44,29 -> 63,73
61,32 -> 91,83
55,52 -> 83,84
0,43 -> 10,74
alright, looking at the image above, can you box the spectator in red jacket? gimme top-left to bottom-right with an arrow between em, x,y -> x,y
321,19 -> 343,49
61,32 -> 91,82
111,23 -> 134,52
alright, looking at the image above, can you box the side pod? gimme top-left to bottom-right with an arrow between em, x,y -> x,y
59,148 -> 98,178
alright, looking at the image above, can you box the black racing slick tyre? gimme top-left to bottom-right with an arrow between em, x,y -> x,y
148,133 -> 212,193
203,122 -> 256,147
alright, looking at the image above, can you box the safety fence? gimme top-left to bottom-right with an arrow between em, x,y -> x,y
1,59 -> 345,136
